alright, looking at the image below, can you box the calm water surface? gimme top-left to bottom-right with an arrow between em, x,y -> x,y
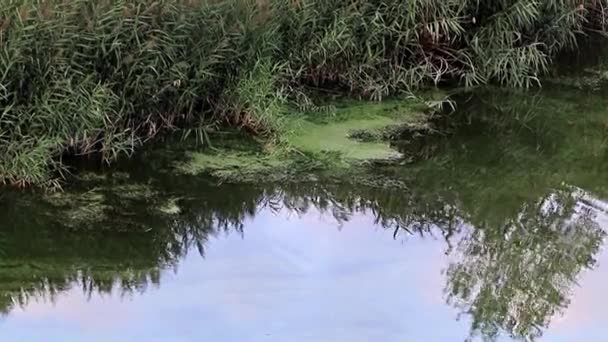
1,88 -> 608,341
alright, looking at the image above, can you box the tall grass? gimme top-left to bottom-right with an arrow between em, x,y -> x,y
1,0 -> 607,187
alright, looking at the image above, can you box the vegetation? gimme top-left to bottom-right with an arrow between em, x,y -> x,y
1,0 -> 608,186
1,4 -> 608,337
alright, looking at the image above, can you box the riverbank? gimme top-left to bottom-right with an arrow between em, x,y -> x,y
2,0 -> 606,187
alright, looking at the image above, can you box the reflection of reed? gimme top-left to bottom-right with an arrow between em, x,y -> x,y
0,181 -> 454,313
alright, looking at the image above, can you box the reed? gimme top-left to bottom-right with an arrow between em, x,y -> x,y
1,0 -> 606,186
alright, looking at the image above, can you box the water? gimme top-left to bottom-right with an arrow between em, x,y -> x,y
1,88 -> 608,341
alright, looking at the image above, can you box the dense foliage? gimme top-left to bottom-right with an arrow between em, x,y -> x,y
1,0 -> 607,186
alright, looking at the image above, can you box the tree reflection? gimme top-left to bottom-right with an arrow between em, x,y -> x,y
0,174 -> 605,341
445,189 -> 605,341
397,88 -> 608,341
272,183 -> 606,341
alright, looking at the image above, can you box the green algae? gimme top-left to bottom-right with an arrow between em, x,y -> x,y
174,98 -> 430,182
285,117 -> 403,160
284,99 -> 428,161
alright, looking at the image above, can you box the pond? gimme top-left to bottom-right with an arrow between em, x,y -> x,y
1,88 -> 608,341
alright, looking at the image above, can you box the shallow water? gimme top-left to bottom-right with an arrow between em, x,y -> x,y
1,88 -> 608,341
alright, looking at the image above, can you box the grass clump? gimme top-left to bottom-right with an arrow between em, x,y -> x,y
2,0 -> 608,186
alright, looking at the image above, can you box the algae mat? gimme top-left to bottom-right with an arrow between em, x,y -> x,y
174,98 -> 430,181
287,116 -> 403,160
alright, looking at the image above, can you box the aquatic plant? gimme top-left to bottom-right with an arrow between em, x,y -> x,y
1,0 -> 608,186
